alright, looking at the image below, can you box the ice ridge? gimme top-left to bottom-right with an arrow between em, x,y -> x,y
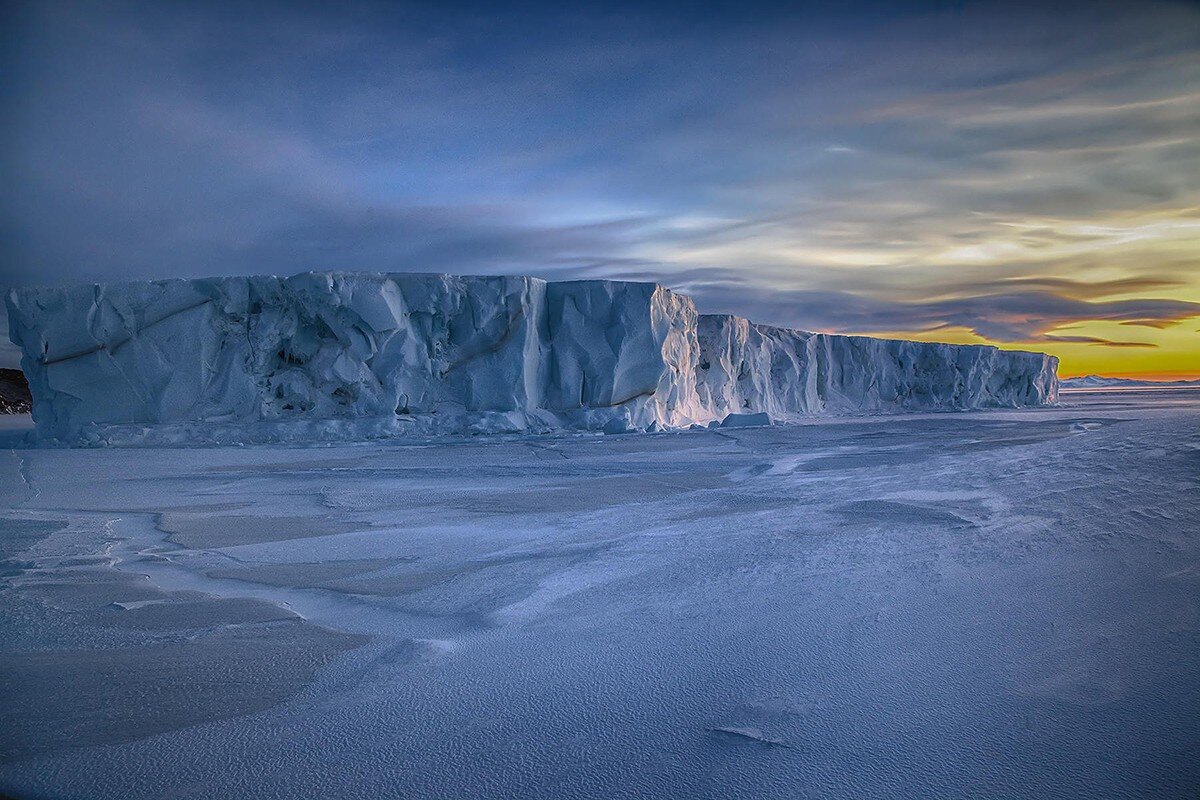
6,272 -> 1058,442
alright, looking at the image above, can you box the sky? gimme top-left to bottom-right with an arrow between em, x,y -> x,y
2,0 -> 1198,378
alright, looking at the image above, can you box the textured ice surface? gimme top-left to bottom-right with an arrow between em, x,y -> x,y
6,273 -> 1058,442
696,313 -> 1057,416
0,390 -> 1197,799
1062,374 -> 1200,390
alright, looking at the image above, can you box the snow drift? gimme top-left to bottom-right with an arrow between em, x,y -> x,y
6,273 -> 1058,442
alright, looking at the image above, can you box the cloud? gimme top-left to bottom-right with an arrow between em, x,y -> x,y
1042,335 -> 1156,348
1,0 -> 1197,378
639,266 -> 1200,343
1118,318 -> 1181,329
954,277 -> 1186,301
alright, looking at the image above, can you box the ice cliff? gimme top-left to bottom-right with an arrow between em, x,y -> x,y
6,273 -> 1058,443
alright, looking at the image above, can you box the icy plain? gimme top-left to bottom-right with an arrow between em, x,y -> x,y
1,389 -> 1198,799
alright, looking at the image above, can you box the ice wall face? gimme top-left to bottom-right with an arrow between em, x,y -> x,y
6,273 -> 706,440
6,272 -> 1057,442
695,315 -> 1059,418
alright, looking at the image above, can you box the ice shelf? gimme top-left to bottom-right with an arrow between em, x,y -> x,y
6,272 -> 1058,442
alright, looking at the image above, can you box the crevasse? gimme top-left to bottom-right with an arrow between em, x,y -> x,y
6,272 -> 1059,442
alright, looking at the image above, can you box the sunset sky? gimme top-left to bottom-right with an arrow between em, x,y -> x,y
3,0 -> 1198,378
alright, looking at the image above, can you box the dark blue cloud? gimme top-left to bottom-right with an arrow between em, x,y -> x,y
2,0 -> 1198,369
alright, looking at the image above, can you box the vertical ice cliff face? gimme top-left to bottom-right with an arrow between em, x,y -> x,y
6,273 -> 707,440
6,272 -> 1058,442
695,315 -> 819,419
541,280 -> 705,430
694,315 -> 1059,418
803,330 -> 1059,412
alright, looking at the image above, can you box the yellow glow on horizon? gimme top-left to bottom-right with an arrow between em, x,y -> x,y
653,198 -> 1200,380
857,320 -> 1200,380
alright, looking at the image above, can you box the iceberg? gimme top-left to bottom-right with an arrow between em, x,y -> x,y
1060,374 -> 1200,390
5,272 -> 1058,443
696,314 -> 1058,417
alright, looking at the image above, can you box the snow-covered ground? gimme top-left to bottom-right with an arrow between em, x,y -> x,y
1,389 -> 1198,799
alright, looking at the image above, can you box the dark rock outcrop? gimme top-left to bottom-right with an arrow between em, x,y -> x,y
0,368 -> 31,414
